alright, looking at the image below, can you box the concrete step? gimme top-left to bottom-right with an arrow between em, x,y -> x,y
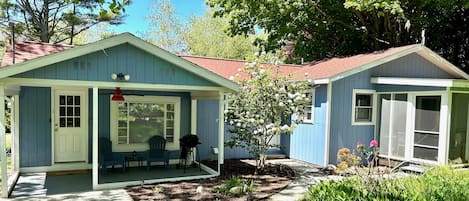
266,154 -> 289,159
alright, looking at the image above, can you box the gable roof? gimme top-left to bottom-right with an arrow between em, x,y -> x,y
0,33 -> 239,91
2,35 -> 468,85
182,45 -> 469,82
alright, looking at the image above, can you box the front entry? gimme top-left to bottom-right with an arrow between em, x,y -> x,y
54,89 -> 88,163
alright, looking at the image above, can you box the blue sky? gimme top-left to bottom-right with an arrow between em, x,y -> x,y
110,0 -> 207,35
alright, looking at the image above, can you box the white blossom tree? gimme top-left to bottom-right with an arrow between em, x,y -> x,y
225,55 -> 311,172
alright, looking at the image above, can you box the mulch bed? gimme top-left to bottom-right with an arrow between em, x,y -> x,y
126,159 -> 295,201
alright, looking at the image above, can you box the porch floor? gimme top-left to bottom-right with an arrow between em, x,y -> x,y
10,166 -> 210,198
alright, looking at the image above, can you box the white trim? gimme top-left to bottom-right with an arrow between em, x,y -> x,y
445,90 -> 452,164
218,92 -> 224,166
13,95 -> 20,172
52,88 -> 89,163
0,85 -> 8,197
313,79 -> 329,85
2,78 -> 230,92
351,89 -> 377,126
301,88 -> 315,123
20,163 -> 92,173
191,99 -> 197,134
92,87 -> 99,189
371,77 -> 454,87
0,33 -> 239,91
109,95 -> 181,152
324,82 -> 332,166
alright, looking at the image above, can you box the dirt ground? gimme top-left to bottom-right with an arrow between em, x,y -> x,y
126,159 -> 295,201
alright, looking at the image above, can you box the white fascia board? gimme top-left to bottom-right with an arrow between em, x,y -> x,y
313,78 -> 330,85
371,77 -> 454,87
330,45 -> 422,82
0,33 -> 239,92
1,77 -> 229,92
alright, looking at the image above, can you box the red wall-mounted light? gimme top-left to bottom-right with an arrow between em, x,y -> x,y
111,87 -> 125,101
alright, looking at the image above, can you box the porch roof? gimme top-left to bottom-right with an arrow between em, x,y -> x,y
0,33 -> 238,92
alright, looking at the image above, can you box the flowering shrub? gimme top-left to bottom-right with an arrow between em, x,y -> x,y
336,139 -> 380,174
224,54 -> 310,171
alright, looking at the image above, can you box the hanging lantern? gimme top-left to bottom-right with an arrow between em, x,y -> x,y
111,87 -> 125,101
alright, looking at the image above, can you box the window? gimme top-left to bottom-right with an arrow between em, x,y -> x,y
352,89 -> 376,125
378,93 -> 408,159
59,95 -> 81,127
111,96 -> 180,151
302,89 -> 315,123
413,96 -> 441,161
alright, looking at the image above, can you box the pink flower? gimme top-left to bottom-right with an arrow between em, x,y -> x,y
356,141 -> 363,148
370,140 -> 378,147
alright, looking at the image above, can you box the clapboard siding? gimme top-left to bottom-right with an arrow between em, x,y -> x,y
19,87 -> 52,167
289,85 -> 327,166
13,43 -> 218,87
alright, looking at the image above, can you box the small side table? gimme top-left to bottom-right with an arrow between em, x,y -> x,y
125,153 -> 145,169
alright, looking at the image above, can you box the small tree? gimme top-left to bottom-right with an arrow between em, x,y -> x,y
225,55 -> 311,172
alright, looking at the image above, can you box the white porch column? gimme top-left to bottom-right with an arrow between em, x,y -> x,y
191,99 -> 197,134
218,92 -> 224,166
92,87 -> 99,189
0,85 -> 8,197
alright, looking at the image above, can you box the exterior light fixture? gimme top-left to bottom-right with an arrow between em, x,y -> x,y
111,73 -> 130,81
111,87 -> 125,101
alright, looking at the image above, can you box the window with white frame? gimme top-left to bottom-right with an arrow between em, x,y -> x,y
352,89 -> 376,125
302,89 -> 315,123
111,96 -> 180,151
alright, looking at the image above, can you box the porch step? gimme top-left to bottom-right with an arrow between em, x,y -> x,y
266,154 -> 289,159
392,161 -> 425,174
47,169 -> 89,176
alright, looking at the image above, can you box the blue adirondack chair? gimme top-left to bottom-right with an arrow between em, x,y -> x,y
99,137 -> 125,174
146,135 -> 169,170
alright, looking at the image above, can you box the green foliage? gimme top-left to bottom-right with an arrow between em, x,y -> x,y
183,9 -> 259,60
225,53 -> 311,171
1,0 -> 129,44
303,166 -> 469,201
207,0 -> 469,72
213,176 -> 254,196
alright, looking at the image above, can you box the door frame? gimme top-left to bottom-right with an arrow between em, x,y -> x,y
51,87 -> 89,164
376,91 -> 448,165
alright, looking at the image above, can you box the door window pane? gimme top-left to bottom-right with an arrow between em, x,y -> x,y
413,147 -> 438,161
415,96 -> 441,132
414,132 -> 439,147
390,94 -> 407,158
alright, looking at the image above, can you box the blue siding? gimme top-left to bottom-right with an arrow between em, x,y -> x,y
19,87 -> 52,167
196,100 -> 219,160
371,53 -> 456,79
88,90 -> 191,162
289,85 -> 327,165
196,100 -> 251,160
13,44 -> 218,87
329,71 -> 375,164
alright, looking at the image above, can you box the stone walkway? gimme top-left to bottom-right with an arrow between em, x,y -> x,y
8,189 -> 132,201
268,159 -> 343,201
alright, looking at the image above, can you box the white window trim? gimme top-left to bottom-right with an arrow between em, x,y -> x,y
351,89 -> 377,126
302,88 -> 315,124
110,95 -> 181,152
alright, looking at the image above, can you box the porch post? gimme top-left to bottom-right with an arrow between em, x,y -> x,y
92,87 -> 99,189
0,85 -> 8,197
191,99 -> 197,134
218,92 -> 224,166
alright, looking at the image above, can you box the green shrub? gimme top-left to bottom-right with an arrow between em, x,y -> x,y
303,166 -> 469,201
213,176 -> 254,196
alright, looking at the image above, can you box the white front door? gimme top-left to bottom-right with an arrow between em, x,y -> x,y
54,89 -> 88,163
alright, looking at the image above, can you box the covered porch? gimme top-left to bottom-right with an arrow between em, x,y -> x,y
0,33 -> 238,197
